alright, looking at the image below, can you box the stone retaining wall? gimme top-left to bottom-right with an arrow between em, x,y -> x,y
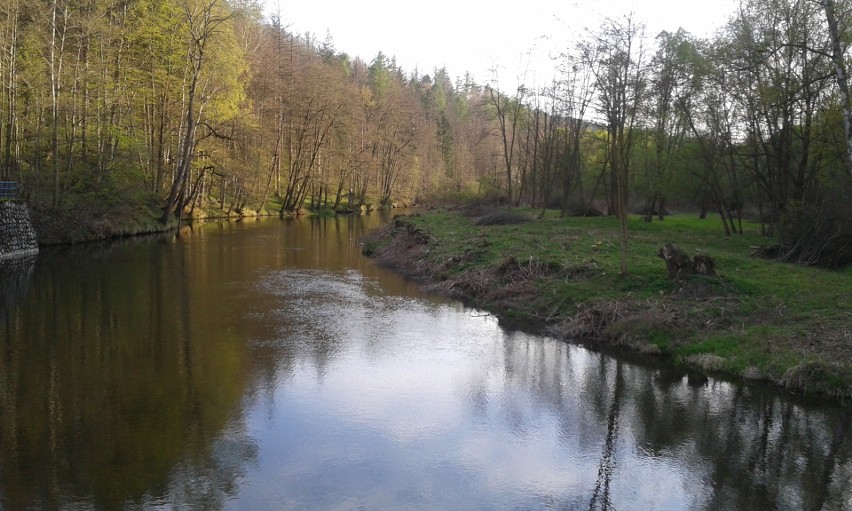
0,201 -> 39,259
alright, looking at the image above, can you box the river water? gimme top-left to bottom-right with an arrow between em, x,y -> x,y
1,214 -> 850,511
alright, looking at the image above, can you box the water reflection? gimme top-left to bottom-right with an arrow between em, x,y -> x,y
234,265 -> 851,510
1,215 -> 850,511
0,254 -> 36,323
0,237 -> 255,509
490,336 -> 852,510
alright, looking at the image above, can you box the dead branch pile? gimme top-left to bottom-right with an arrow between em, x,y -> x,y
754,192 -> 852,268
493,256 -> 562,283
437,268 -> 489,300
556,299 -> 646,339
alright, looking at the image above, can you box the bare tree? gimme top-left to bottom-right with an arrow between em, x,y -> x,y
582,14 -> 648,274
553,51 -> 598,217
487,69 -> 527,208
820,0 -> 852,175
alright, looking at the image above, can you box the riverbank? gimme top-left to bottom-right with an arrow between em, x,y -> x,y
363,208 -> 852,402
28,192 -> 398,246
29,197 -> 277,245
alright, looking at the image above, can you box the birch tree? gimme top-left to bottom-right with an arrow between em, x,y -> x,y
161,0 -> 242,223
820,0 -> 852,175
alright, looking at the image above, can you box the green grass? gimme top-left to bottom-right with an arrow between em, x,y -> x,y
374,208 -> 852,400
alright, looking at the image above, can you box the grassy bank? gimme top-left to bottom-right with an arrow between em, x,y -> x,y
26,186 -> 386,245
364,207 -> 852,401
31,196 -> 172,245
29,194 -> 279,246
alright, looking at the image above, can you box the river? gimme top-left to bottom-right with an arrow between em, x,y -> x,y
1,214 -> 850,511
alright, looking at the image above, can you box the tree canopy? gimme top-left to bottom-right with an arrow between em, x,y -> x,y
1,0 -> 850,264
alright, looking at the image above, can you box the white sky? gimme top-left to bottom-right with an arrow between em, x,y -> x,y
268,0 -> 738,87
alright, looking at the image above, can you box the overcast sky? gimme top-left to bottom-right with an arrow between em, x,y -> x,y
268,0 -> 738,87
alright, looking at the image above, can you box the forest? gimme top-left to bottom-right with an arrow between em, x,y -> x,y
0,0 -> 849,265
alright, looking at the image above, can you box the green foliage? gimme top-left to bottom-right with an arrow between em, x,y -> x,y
3,0 -> 848,276
369,52 -> 391,98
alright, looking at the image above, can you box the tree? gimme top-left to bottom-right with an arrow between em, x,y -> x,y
46,0 -> 71,207
583,13 -> 648,274
553,50 -> 598,216
161,0 -> 243,223
680,39 -> 744,236
279,85 -> 340,213
724,0 -> 835,226
820,0 -> 852,175
641,29 -> 696,222
487,75 -> 527,208
0,0 -> 24,181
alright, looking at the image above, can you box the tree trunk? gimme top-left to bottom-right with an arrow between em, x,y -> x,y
822,0 -> 852,176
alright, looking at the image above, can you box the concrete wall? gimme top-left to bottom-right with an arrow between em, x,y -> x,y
0,201 -> 39,259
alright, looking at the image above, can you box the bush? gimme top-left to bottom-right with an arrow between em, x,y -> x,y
775,202 -> 851,268
756,177 -> 852,268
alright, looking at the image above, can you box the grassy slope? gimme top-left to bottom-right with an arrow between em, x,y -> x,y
367,208 -> 852,401
30,197 -> 172,245
30,195 -> 279,246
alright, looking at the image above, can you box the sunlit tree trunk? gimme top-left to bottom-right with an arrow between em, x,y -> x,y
48,0 -> 70,207
0,0 -> 21,180
162,0 -> 237,223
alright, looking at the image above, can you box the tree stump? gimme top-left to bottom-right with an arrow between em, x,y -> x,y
658,243 -> 716,280
693,254 -> 716,276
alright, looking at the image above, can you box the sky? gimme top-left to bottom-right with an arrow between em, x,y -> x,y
268,0 -> 738,87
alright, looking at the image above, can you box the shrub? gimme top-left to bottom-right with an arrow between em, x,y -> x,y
756,176 -> 852,268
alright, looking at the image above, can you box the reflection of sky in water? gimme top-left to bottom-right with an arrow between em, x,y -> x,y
229,270 -> 709,510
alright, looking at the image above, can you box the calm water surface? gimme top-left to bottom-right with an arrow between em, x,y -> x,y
1,214 -> 850,511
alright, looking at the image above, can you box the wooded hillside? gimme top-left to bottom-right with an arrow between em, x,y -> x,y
0,0 -> 849,263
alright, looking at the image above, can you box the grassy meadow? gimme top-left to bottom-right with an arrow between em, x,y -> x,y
366,208 -> 852,401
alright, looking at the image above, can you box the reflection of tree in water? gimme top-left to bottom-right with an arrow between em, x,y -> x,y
588,361 -> 623,511
132,420 -> 259,511
0,254 -> 36,326
0,241 -> 255,510
693,390 -> 851,511
490,335 -> 852,510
